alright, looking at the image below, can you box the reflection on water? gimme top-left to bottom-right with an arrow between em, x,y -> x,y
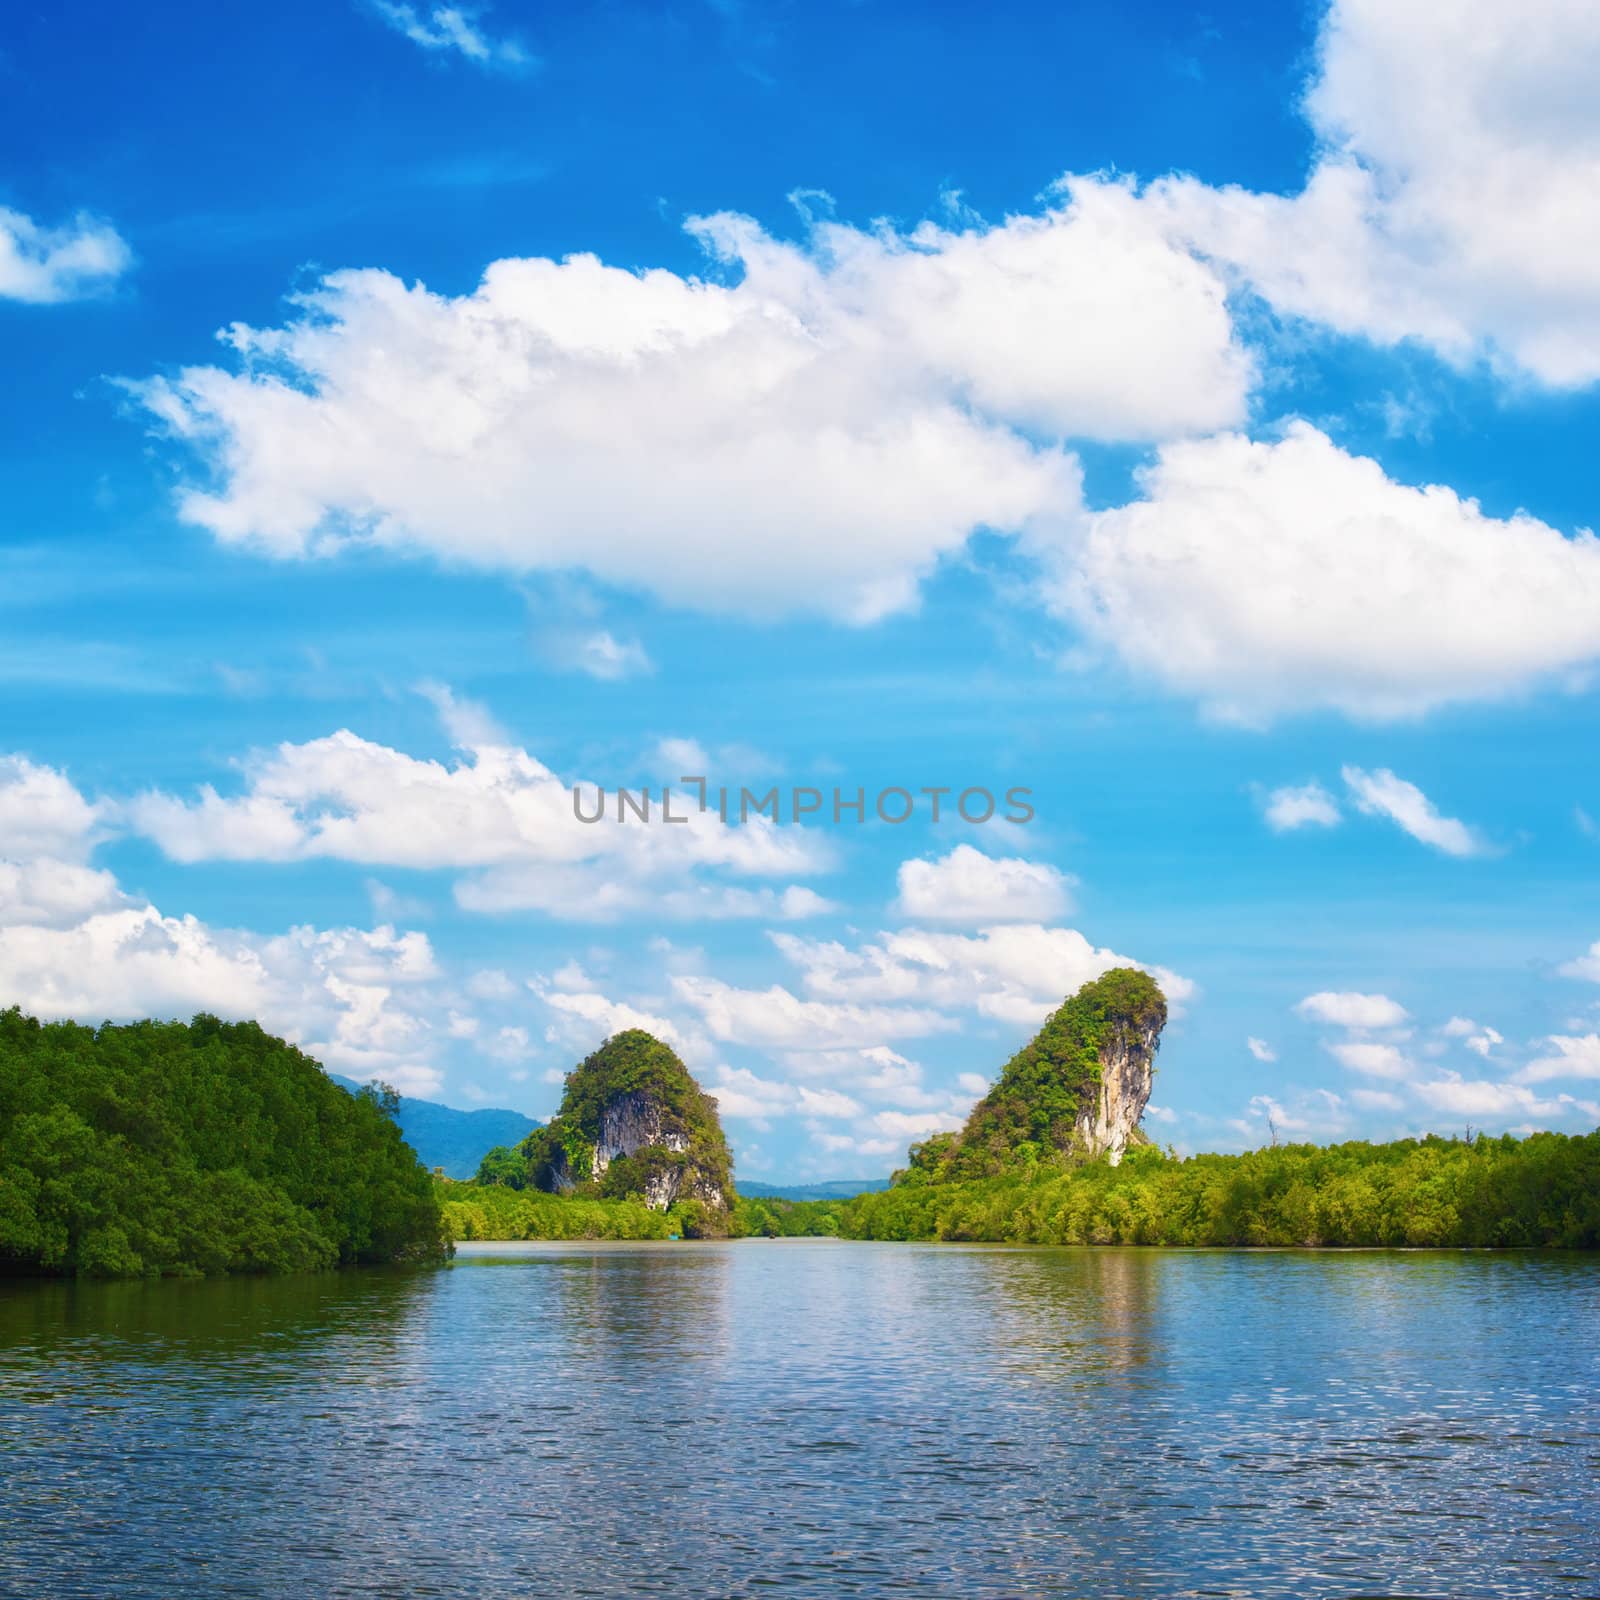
2,1244 -> 1597,1598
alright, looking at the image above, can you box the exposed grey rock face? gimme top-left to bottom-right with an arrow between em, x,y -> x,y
589,1091 -> 723,1209
593,1092 -> 687,1172
1073,1016 -> 1161,1166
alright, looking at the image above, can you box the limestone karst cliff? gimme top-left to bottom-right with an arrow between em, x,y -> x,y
903,967 -> 1167,1181
503,1030 -> 735,1221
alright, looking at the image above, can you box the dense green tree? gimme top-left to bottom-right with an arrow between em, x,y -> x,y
0,1009 -> 451,1278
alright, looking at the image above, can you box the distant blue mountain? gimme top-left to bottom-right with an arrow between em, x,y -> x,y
739,1178 -> 892,1202
331,1075 -> 538,1178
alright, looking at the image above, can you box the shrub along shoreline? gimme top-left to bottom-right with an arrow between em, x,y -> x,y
442,1130 -> 1600,1249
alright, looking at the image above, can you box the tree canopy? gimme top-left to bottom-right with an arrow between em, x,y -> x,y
0,1009 -> 450,1277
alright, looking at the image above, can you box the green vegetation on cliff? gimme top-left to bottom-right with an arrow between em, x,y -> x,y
839,1132 -> 1600,1247
909,967 -> 1167,1181
476,1030 -> 735,1231
0,1009 -> 450,1278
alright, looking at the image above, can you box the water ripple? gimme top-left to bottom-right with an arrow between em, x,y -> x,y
1,1243 -> 1596,1598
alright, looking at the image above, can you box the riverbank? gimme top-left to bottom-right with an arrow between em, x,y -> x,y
445,1129 -> 1600,1249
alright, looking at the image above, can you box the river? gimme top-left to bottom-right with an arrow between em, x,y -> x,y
2,1241 -> 1596,1597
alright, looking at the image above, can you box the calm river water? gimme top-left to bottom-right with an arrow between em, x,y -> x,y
1,1241 -> 1597,1598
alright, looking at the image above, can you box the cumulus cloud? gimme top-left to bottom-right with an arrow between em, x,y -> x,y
1262,782 -> 1342,832
1342,766 -> 1486,856
0,756 -> 446,1094
892,844 -> 1072,925
124,697 -> 832,923
778,1044 -> 984,1118
1325,1039 -> 1415,1080
1412,1074 -> 1594,1121
1148,0 -> 1600,386
0,755 -> 105,861
705,1065 -> 865,1125
129,179 -> 1252,622
1043,424 -> 1600,722
1246,1037 -> 1278,1063
534,986 -> 699,1058
0,859 -> 125,929
671,974 -> 955,1051
0,204 -> 131,304
771,923 -> 1193,1027
366,2 -> 532,71
709,1052 -> 983,1158
1296,990 -> 1410,1029
1519,1034 -> 1600,1084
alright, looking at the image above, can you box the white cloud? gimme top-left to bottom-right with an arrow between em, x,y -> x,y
1412,1074 -> 1590,1121
705,1066 -> 909,1129
568,630 -> 652,681
1246,1037 -> 1278,1063
774,1044 -> 983,1120
130,179 -> 1252,622
1296,990 -> 1410,1029
893,844 -> 1072,925
1231,1088 -> 1351,1142
1558,940 -> 1600,983
366,2 -> 532,71
457,873 -> 836,923
674,973 -> 956,1051
1326,1039 -> 1415,1080
125,700 -> 832,923
416,678 -> 510,749
476,1024 -> 531,1063
1440,1016 -> 1478,1037
0,859 -> 125,929
1147,0 -> 1600,387
704,1065 -> 797,1124
771,923 -> 1193,1026
868,1108 -> 957,1141
0,204 -> 130,304
1043,424 -> 1600,722
1262,782 -> 1342,832
0,889 -> 444,1097
1519,1034 -> 1600,1083
534,986 -> 699,1057
0,756 -> 105,861
1465,1026 -> 1503,1059
1342,766 -> 1486,856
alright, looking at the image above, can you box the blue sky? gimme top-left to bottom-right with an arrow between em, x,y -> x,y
5,0 -> 1600,1177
